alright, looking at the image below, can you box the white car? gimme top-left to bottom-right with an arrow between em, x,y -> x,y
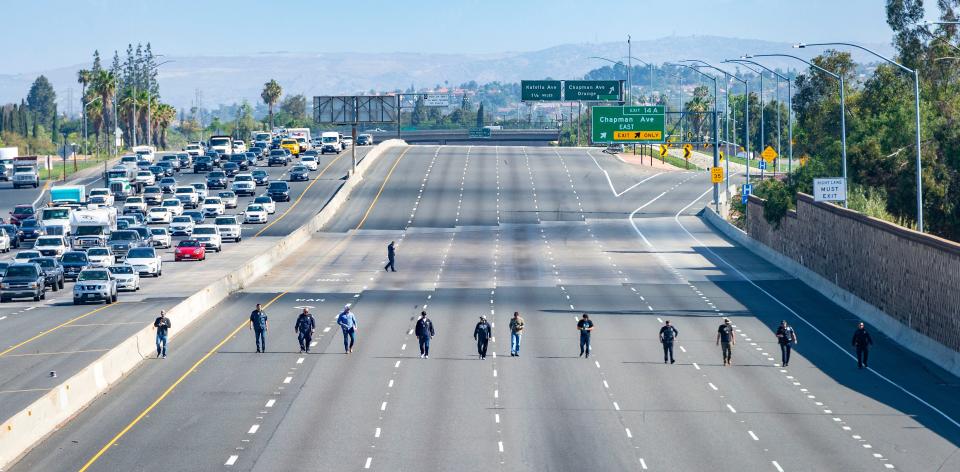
135,171 -> 156,186
217,191 -> 238,209
243,204 -> 268,224
185,144 -> 204,157
89,188 -> 115,206
125,246 -> 162,277
231,174 -> 256,196
253,195 -> 276,214
13,250 -> 42,263
108,264 -> 141,291
147,207 -> 172,224
300,155 -> 319,171
123,196 -> 147,214
191,182 -> 209,201
174,186 -> 199,208
34,236 -> 69,257
232,140 -> 247,153
161,198 -> 185,216
149,227 -> 172,249
214,215 -> 242,242
192,225 -> 222,252
0,230 -> 9,253
169,216 -> 195,236
86,247 -> 115,268
202,197 -> 225,218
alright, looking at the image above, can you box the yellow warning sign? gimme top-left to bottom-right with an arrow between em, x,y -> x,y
719,151 -> 725,161
613,130 -> 662,141
711,167 -> 724,183
761,145 -> 778,162
683,143 -> 693,159
659,144 -> 669,157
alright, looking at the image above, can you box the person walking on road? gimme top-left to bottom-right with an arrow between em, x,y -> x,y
294,308 -> 316,353
577,313 -> 594,358
338,305 -> 358,354
509,311 -> 525,357
249,303 -> 269,353
659,320 -> 679,364
775,320 -> 798,367
716,318 -> 735,366
384,241 -> 397,272
852,322 -> 873,369
415,311 -> 435,359
153,310 -> 171,359
474,315 -> 492,359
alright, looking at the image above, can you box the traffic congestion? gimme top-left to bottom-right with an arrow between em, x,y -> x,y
0,129 -> 369,305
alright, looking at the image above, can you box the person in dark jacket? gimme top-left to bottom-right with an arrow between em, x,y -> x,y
852,322 -> 873,369
384,241 -> 396,272
716,318 -> 735,366
474,315 -> 492,359
153,310 -> 171,359
249,303 -> 269,353
415,311 -> 435,358
577,313 -> 594,358
775,320 -> 798,367
659,320 -> 678,364
294,308 -> 316,353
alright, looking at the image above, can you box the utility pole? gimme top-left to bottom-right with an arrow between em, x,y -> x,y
627,35 -> 632,105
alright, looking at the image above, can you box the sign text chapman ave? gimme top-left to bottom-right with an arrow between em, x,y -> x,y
591,106 -> 666,143
563,80 -> 622,101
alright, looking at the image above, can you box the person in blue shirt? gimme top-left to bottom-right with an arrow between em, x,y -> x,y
337,305 -> 358,354
294,308 -> 316,354
248,303 -> 269,353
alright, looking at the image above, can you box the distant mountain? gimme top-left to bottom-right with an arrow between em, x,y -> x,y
0,35 -> 894,112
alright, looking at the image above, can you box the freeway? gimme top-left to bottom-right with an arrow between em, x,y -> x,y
8,146 -> 959,471
0,145 -> 379,421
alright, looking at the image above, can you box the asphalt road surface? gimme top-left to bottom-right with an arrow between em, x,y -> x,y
8,146 -> 959,472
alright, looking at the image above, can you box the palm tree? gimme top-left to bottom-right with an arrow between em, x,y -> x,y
261,79 -> 282,128
155,103 -> 176,149
91,69 -> 116,151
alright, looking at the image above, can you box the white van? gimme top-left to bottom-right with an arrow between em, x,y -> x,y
320,131 -> 341,155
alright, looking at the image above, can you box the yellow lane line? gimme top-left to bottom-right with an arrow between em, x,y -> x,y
77,291 -> 288,472
0,304 -> 114,358
253,152 -> 346,237
354,147 -> 411,231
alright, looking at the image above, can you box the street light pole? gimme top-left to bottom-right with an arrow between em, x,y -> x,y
627,35 -> 632,105
795,42 -> 923,231
668,63 -> 720,213
749,53 -> 846,206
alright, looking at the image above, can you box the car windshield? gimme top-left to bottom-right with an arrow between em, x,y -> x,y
253,171 -> 267,177
219,192 -> 235,198
254,197 -> 271,203
13,207 -> 34,216
5,266 -> 38,277
109,265 -> 134,274
322,137 -> 337,143
88,248 -> 110,256
193,227 -> 215,235
192,184 -> 206,189
61,252 -> 87,263
215,217 -> 236,225
161,178 -> 176,184
77,270 -> 108,281
209,172 -> 226,178
172,216 -> 192,223
268,183 -> 287,190
292,166 -> 306,172
111,232 -> 137,241
145,187 -> 161,193
178,240 -> 200,248
127,248 -> 155,258
29,258 -> 55,268
175,188 -> 193,194
269,150 -> 285,156
210,138 -> 230,147
41,208 -> 70,219
17,251 -> 41,259
127,197 -> 143,203
150,228 -> 167,235
246,205 -> 263,212
236,175 -> 252,181
301,156 -> 316,161
149,208 -> 167,213
205,198 -> 222,205
35,237 -> 62,246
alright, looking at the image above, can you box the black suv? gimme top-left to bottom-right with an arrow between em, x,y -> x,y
29,256 -> 65,291
60,250 -> 90,280
194,156 -> 214,173
268,150 -> 290,167
0,262 -> 46,302
108,230 -> 146,260
229,154 -> 249,171
267,181 -> 291,202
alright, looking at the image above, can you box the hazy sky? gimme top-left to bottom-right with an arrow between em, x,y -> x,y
0,0 -> 940,73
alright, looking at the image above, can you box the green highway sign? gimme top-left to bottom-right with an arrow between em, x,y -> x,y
469,128 -> 492,138
591,106 -> 666,143
564,80 -> 622,101
521,80 -> 562,101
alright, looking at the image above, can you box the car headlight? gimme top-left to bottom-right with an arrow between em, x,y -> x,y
28,282 -> 38,288
0,283 -> 9,289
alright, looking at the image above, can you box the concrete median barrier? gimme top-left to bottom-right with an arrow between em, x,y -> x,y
0,140 -> 407,469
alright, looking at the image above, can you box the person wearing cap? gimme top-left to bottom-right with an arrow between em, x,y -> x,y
716,318 -> 735,366
509,311 -> 525,357
775,320 -> 798,367
659,320 -> 678,364
153,310 -> 171,359
852,322 -> 873,369
577,313 -> 594,358
249,303 -> 269,353
337,305 -> 358,354
294,308 -> 316,353
415,311 -> 435,359
474,315 -> 492,360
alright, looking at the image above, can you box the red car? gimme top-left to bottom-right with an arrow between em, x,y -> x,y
174,239 -> 206,261
9,205 -> 36,226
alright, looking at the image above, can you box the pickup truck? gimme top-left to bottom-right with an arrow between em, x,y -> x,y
12,163 -> 39,188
